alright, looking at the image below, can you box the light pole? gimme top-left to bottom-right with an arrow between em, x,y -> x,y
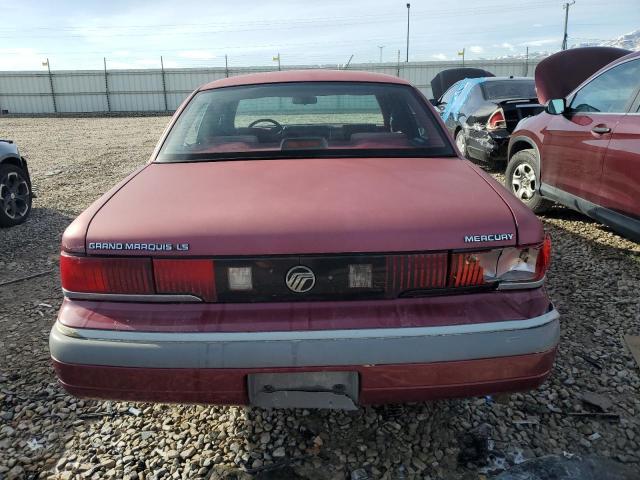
406,3 -> 411,62
378,45 -> 385,63
561,1 -> 576,50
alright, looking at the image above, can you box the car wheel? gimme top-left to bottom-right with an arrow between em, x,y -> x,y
455,129 -> 468,158
0,163 -> 32,227
505,149 -> 552,214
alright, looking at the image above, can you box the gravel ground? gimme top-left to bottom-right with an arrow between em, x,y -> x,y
1,117 -> 639,480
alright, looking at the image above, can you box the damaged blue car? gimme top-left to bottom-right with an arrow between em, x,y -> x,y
431,69 -> 543,169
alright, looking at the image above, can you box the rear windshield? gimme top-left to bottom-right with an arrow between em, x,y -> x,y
157,82 -> 454,162
481,80 -> 537,100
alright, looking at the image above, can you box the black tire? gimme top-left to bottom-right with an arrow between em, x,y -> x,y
455,129 -> 468,158
505,149 -> 552,214
0,163 -> 32,227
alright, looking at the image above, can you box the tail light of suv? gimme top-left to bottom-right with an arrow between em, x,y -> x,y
60,235 -> 551,302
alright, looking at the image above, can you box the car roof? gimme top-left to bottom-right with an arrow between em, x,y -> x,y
611,50 -> 640,65
481,76 -> 533,82
199,69 -> 412,91
448,76 -> 532,90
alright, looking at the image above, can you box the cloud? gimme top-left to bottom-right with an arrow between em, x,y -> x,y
178,50 -> 216,60
501,42 -> 515,51
469,45 -> 484,54
432,53 -> 448,60
521,38 -> 559,47
0,48 -> 46,70
106,58 -> 176,70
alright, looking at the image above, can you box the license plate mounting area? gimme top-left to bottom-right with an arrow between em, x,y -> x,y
247,371 -> 359,410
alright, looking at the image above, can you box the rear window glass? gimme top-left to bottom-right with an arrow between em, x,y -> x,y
481,80 -> 536,100
157,82 -> 454,162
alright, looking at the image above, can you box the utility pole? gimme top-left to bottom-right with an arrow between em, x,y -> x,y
405,3 -> 411,62
225,54 -> 229,78
524,46 -> 529,76
396,49 -> 401,76
43,58 -> 57,113
160,56 -> 168,112
344,54 -> 354,70
378,45 -> 384,63
103,57 -> 111,112
561,1 -> 575,50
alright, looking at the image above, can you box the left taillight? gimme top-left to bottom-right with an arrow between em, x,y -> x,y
487,109 -> 507,130
60,253 -> 154,295
154,258 -> 216,301
60,253 -> 217,301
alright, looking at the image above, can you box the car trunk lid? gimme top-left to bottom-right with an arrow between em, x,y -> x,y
498,98 -> 544,132
86,157 -> 518,256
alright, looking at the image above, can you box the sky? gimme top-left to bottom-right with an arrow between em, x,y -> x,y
0,0 -> 638,71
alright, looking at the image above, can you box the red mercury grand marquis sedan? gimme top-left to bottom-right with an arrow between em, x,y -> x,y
50,70 -> 559,410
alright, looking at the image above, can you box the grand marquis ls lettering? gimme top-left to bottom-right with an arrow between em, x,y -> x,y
50,70 -> 558,410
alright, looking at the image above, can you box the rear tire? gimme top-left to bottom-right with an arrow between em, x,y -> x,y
505,150 -> 552,214
455,129 -> 468,158
0,163 -> 32,227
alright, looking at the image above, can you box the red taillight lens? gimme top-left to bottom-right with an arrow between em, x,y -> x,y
153,259 -> 216,301
535,234 -> 552,280
386,253 -> 448,291
487,109 -> 506,130
60,253 -> 154,294
449,252 -> 488,287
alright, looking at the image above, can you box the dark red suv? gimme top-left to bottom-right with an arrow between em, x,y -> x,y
506,48 -> 640,242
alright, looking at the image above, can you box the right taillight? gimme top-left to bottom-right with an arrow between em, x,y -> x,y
535,234 -> 552,280
60,253 -> 154,295
449,236 -> 551,287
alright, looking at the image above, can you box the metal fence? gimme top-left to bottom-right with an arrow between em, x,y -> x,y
0,59 -> 541,115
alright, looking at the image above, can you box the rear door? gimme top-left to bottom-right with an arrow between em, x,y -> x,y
599,75 -> 640,219
540,58 -> 640,205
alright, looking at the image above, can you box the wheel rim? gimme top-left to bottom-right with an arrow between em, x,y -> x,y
0,171 -> 30,220
456,132 -> 466,152
511,162 -> 537,201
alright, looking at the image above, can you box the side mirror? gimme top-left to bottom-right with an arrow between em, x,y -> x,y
546,98 -> 566,115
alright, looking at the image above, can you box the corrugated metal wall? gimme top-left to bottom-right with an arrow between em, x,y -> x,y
0,59 -> 540,115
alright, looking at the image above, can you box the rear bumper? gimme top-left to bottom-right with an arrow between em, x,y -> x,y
50,309 -> 559,405
52,350 -> 556,405
466,129 -> 509,164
